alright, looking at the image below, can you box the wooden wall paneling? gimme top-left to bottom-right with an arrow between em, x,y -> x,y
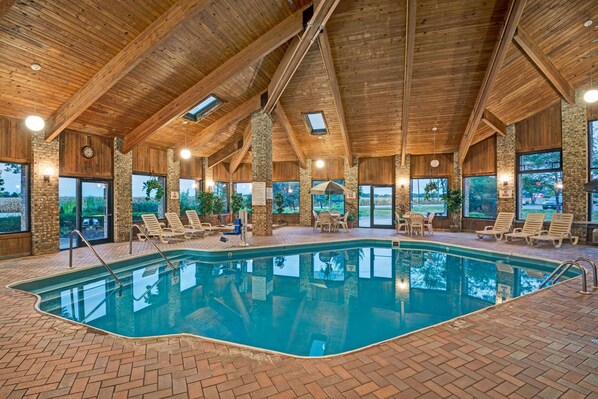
212,162 -> 230,182
0,116 -> 31,163
59,130 -> 113,178
179,156 -> 203,180
588,102 -> 598,121
515,102 -> 562,152
410,154 -> 453,178
358,156 -> 395,185
273,161 -> 300,181
232,163 -> 252,182
0,232 -> 31,259
463,136 -> 496,176
132,145 -> 168,175
312,158 -> 345,180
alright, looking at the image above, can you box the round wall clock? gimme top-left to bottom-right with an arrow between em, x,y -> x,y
81,145 -> 95,159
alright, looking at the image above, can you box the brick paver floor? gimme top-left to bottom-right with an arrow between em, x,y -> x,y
0,227 -> 596,398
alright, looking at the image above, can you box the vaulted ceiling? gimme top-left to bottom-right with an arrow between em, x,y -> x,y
0,0 -> 596,164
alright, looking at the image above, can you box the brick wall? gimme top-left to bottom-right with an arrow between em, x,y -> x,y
166,149 -> 180,215
394,154 -> 410,215
299,159 -> 312,226
251,111 -> 273,236
344,158 -> 358,218
113,138 -> 132,242
496,124 -> 516,214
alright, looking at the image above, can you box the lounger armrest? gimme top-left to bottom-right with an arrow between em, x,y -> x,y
535,230 -> 549,236
184,224 -> 194,229
483,226 -> 493,230
162,227 -> 174,232
512,228 -> 523,233
201,223 -> 213,228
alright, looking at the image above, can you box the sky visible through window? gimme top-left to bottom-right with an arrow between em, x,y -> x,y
186,95 -> 219,118
306,112 -> 326,132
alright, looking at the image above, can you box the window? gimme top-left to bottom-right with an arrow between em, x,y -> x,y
410,178 -> 448,216
132,174 -> 166,221
517,150 -> 562,221
312,180 -> 344,213
463,176 -> 497,218
272,182 -> 300,214
304,112 -> 328,135
0,162 -> 29,234
180,178 -> 199,215
213,182 -> 228,213
183,95 -> 221,122
589,120 -> 598,221
233,183 -> 252,213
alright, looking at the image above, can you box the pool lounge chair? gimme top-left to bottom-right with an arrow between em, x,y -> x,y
529,213 -> 578,248
476,212 -> 514,240
165,212 -> 203,238
185,210 -> 219,234
504,213 -> 545,243
140,214 -> 186,244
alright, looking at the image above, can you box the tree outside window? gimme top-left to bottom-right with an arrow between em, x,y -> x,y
233,183 -> 252,213
312,180 -> 344,213
463,176 -> 497,218
0,162 -> 29,233
410,178 -> 448,216
132,174 -> 166,221
272,182 -> 299,214
517,151 -> 562,221
179,178 -> 199,215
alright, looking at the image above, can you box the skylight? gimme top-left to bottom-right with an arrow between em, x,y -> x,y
183,95 -> 221,122
305,112 -> 328,135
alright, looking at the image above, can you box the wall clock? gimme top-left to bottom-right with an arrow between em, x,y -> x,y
81,145 -> 95,159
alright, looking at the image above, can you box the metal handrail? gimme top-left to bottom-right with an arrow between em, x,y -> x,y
69,230 -> 122,287
129,224 -> 177,269
540,261 -> 589,294
573,257 -> 598,289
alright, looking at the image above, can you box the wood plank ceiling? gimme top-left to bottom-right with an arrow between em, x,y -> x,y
0,0 -> 596,161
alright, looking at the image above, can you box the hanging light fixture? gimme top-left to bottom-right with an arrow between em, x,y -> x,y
583,19 -> 598,103
180,129 -> 191,159
25,63 -> 45,132
430,127 -> 439,168
315,159 -> 325,168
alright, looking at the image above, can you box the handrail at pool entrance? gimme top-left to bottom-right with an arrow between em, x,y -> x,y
129,225 -> 177,269
69,230 -> 123,287
573,257 -> 598,289
540,261 -> 589,294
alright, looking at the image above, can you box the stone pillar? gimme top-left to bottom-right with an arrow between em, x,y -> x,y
202,157 -> 213,192
166,149 -> 180,214
31,132 -> 59,255
299,159 -> 312,226
395,154 -> 410,215
344,158 -> 358,218
251,111 -> 273,236
453,152 -> 462,191
496,124 -> 516,214
561,92 -> 588,241
113,138 -> 132,242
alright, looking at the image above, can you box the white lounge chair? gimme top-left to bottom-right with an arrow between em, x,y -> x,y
530,213 -> 578,248
165,212 -> 203,238
140,214 -> 186,244
476,212 -> 514,240
185,210 -> 218,234
504,213 -> 545,244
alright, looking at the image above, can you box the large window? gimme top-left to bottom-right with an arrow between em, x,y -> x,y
233,183 -> 252,213
589,120 -> 598,221
410,178 -> 448,216
132,174 -> 166,221
0,162 -> 29,234
312,180 -> 344,213
180,178 -> 199,215
463,176 -> 497,218
213,181 -> 228,212
272,182 -> 300,214
517,150 -> 562,221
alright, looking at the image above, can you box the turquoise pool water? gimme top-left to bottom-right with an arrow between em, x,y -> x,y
13,241 -> 574,357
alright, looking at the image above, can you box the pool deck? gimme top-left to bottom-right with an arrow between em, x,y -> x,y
0,227 -> 596,399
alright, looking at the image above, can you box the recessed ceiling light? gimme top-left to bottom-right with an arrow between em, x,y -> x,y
584,19 -> 593,27
315,159 -> 325,168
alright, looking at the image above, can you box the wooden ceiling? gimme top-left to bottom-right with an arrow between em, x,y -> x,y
0,0 -> 596,163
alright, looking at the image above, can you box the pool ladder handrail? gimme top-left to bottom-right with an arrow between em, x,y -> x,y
539,261 -> 591,294
573,257 -> 598,289
129,224 -> 177,270
69,230 -> 123,287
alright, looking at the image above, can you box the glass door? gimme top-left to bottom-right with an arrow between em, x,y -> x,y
358,186 -> 371,227
358,185 -> 394,228
81,181 -> 112,245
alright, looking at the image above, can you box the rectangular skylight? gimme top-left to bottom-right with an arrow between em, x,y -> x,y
305,112 -> 328,135
183,95 -> 221,122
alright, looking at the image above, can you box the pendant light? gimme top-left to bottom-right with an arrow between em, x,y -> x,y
583,19 -> 598,103
25,63 -> 45,132
180,129 -> 191,159
430,127 -> 439,168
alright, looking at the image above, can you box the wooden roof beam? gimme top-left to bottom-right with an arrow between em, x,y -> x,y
44,0 -> 209,142
208,137 -> 244,168
0,0 -> 16,20
481,109 -> 507,137
458,0 -> 527,165
229,123 -> 252,175
400,0 -> 416,166
275,105 -> 306,168
263,0 -> 341,113
317,29 -> 353,166
513,27 -> 575,104
122,5 -> 308,153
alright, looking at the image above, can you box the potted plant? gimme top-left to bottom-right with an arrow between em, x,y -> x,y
274,192 -> 286,224
347,212 -> 356,228
197,191 -> 214,223
143,178 -> 164,202
230,192 -> 244,220
212,195 -> 225,225
441,189 -> 464,232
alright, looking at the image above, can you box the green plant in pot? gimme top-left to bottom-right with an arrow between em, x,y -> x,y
347,212 -> 356,228
212,195 -> 225,224
197,191 -> 214,222
230,192 -> 244,220
441,189 -> 464,232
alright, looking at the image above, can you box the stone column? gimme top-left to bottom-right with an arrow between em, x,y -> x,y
561,92 -> 588,241
453,152 -> 462,191
251,111 -> 273,236
299,159 -> 312,226
344,158 -> 358,218
496,124 -> 516,214
202,157 -> 213,192
113,138 -> 132,242
394,154 -> 410,215
166,149 -> 180,215
31,132 -> 59,255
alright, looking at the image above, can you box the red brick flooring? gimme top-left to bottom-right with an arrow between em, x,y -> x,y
0,227 -> 597,398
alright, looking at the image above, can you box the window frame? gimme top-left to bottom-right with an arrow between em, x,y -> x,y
182,94 -> 222,122
462,174 -> 498,219
311,179 -> 345,214
409,177 -> 449,217
303,111 -> 328,135
213,181 -> 229,213
232,182 -> 252,214
588,119 -> 598,221
132,173 -> 167,222
179,178 -> 201,216
0,161 -> 30,235
272,181 -> 300,215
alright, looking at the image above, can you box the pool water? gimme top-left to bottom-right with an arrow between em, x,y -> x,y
13,241 -> 573,357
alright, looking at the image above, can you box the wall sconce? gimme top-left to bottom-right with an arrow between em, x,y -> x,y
397,278 -> 408,291
398,178 -> 409,189
555,181 -> 563,190
500,174 -> 509,186
42,166 -> 55,183
205,180 -> 214,190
